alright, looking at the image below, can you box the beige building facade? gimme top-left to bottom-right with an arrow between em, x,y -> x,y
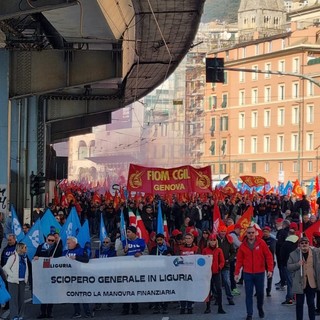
203,21 -> 320,186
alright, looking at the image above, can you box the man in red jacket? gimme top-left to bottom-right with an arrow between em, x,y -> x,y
235,225 -> 273,320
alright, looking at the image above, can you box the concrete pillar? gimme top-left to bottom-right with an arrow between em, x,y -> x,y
0,50 -> 10,215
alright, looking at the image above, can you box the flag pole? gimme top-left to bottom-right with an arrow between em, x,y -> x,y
299,208 -> 303,277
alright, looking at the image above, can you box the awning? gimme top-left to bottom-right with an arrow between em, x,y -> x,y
212,174 -> 229,181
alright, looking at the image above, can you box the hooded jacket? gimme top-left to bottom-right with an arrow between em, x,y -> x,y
279,234 -> 299,267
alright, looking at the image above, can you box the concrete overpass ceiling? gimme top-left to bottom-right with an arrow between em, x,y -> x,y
0,0 -> 205,142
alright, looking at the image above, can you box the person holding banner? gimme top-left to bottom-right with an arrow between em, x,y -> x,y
62,236 -> 92,319
178,232 -> 200,314
3,242 -> 28,320
33,234 -> 63,318
119,225 -> 148,315
149,233 -> 173,314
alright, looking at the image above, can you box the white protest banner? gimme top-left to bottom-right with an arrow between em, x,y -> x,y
33,255 -> 212,304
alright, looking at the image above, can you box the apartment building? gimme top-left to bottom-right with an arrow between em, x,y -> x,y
204,21 -> 320,185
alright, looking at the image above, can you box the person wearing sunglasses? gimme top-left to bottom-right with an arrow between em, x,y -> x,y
234,225 -> 274,320
288,236 -> 320,320
33,234 -> 62,318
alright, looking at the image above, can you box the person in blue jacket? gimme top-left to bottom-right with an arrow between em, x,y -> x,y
62,236 -> 92,318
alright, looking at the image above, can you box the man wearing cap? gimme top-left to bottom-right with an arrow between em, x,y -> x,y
262,226 -> 276,297
288,237 -> 320,320
169,229 -> 184,255
217,225 -> 236,305
235,225 -> 274,320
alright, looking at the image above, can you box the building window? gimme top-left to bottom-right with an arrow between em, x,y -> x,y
292,82 -> 299,99
277,135 -> 284,152
306,132 -> 314,151
251,136 -> 257,153
251,111 -> 258,128
306,105 -> 314,123
281,38 -> 286,49
265,162 -> 269,173
208,96 -> 217,110
264,86 -> 271,102
242,47 -> 246,58
268,41 -> 272,53
292,57 -> 299,73
278,84 -> 285,100
220,164 -> 227,174
220,116 -> 229,131
209,141 -> 216,155
307,80 -> 314,96
221,94 -> 227,108
279,162 -> 283,172
239,112 -> 245,129
210,118 -> 216,136
264,136 -> 270,153
307,161 -> 313,172
292,106 -> 299,124
78,140 -> 88,160
279,60 -> 285,72
239,138 -> 245,154
252,65 -> 258,80
89,140 -> 95,157
239,70 -> 245,83
252,163 -> 256,173
291,133 -> 298,151
255,44 -> 259,55
221,139 -> 227,156
264,109 -> 271,127
265,63 -> 271,79
293,161 -> 298,172
278,108 -> 285,126
239,90 -> 245,105
252,88 -> 258,104
211,164 -> 215,174
239,162 -> 244,173
161,124 -> 168,136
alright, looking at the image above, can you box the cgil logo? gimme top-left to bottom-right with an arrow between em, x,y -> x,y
43,259 -> 72,269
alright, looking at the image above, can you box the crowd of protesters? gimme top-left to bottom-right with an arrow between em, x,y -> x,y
1,190 -> 320,319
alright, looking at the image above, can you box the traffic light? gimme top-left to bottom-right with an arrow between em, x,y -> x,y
30,172 -> 37,196
206,57 -> 225,83
29,172 -> 46,196
36,172 -> 46,195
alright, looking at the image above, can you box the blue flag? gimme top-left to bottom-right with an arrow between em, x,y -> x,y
99,212 -> 107,243
157,200 -> 164,235
120,209 -> 126,242
77,220 -> 91,258
23,218 -> 44,260
0,276 -> 11,304
40,209 -> 61,237
60,207 -> 81,249
11,205 -> 24,242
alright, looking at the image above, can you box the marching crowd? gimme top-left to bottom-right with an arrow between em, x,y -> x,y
1,192 -> 320,320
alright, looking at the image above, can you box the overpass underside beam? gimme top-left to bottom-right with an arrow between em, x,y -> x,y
0,0 -> 77,20
9,49 -> 122,98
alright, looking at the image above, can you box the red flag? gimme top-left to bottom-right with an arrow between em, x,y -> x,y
292,179 -> 305,199
212,203 -> 223,234
221,180 -> 237,196
61,192 -> 68,207
92,192 -> 102,205
136,210 -> 150,244
240,175 -> 267,187
316,175 -> 320,193
237,206 -> 254,240
305,220 -> 320,244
